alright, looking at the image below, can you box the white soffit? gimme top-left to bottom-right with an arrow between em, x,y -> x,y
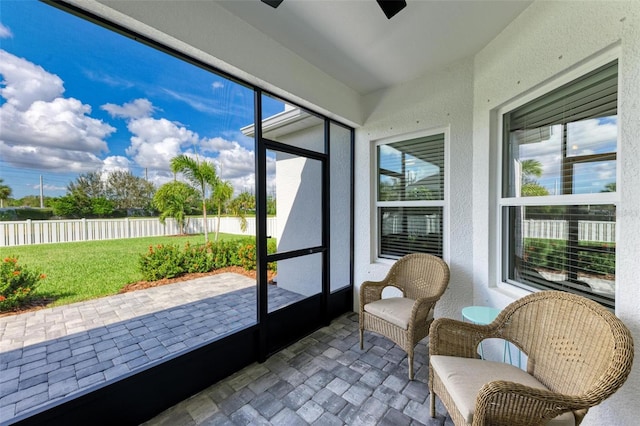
216,0 -> 532,95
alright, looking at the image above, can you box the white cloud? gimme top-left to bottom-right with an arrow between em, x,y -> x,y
26,182 -> 66,192
2,98 -> 112,152
0,47 -> 259,195
41,183 -> 67,192
0,50 -> 64,109
201,136 -> 255,180
106,100 -> 260,191
516,119 -> 618,193
122,115 -> 200,170
567,118 -> 617,155
201,135 -> 276,195
0,23 -> 13,39
0,141 -> 104,172
0,50 -> 116,173
102,98 -> 154,120
212,81 -> 224,90
101,155 -> 131,173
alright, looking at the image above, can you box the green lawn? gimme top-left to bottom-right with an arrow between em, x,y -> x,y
1,233 -> 248,308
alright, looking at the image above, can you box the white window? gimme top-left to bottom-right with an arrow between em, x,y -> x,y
375,132 -> 446,259
500,61 -> 617,309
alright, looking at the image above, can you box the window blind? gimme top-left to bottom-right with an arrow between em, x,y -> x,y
502,60 -> 618,309
377,134 -> 445,202
509,61 -> 617,131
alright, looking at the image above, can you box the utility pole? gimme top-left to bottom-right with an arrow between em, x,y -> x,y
40,175 -> 44,208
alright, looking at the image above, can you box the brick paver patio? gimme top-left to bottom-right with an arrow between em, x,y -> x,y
0,273 -> 304,424
143,313 -> 454,426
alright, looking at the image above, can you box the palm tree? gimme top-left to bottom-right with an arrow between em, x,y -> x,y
170,155 -> 218,242
520,159 -> 543,183
153,181 -> 198,234
519,159 -> 548,196
229,191 -> 255,232
0,179 -> 11,208
601,182 -> 616,193
212,180 -> 233,241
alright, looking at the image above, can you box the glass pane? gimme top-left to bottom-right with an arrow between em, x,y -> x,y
261,94 -> 325,153
573,160 -> 617,194
379,206 -> 443,259
504,205 -> 615,308
267,149 -> 322,253
268,253 -> 322,312
330,123 -> 352,292
505,119 -> 617,197
506,125 -> 561,197
0,1 -> 261,420
377,134 -> 444,201
566,117 -> 617,157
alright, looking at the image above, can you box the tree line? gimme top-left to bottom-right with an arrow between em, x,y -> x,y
0,157 -> 276,242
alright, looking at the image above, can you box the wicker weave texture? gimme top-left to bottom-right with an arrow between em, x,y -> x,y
429,291 -> 634,426
360,253 -> 450,379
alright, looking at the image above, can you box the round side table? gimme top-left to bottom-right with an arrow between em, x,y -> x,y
462,306 -> 516,365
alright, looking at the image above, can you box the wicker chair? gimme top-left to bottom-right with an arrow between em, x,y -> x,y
359,253 -> 450,379
429,291 -> 634,426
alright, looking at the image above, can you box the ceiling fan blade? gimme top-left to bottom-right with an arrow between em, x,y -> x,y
377,0 -> 407,19
261,0 -> 284,8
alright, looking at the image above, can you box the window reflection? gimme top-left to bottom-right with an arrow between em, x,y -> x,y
508,117 -> 617,197
378,136 -> 444,202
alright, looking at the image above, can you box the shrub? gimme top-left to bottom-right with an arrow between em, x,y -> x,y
210,239 -> 243,269
182,241 -> 213,274
579,243 -> 615,276
0,257 -> 45,312
139,238 -> 279,281
523,238 -> 615,276
139,244 -> 186,281
238,242 -> 257,270
267,240 -> 278,273
238,239 -> 278,272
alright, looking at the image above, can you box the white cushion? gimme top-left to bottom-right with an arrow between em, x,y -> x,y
430,355 -> 575,425
364,297 -> 430,329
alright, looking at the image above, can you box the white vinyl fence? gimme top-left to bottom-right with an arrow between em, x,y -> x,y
522,219 -> 615,243
0,217 -> 277,247
0,217 -> 613,247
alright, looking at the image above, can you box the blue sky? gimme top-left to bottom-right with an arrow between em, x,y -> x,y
0,0 -> 283,199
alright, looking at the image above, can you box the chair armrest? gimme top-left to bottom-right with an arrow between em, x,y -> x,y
359,280 -> 400,308
473,381 -> 582,426
429,318 -> 496,359
410,296 -> 441,324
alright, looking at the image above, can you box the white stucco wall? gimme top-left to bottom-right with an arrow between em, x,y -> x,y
274,123 -> 353,295
356,2 -> 639,422
329,123 -> 353,292
471,2 -> 640,424
272,125 -> 324,297
354,57 -> 476,320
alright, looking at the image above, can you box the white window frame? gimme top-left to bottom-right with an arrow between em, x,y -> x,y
495,51 -> 620,307
372,127 -> 449,263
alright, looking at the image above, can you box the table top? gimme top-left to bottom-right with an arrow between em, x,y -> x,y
462,306 -> 501,325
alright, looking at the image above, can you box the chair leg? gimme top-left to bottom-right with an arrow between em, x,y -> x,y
430,392 -> 435,418
359,329 -> 364,350
408,352 -> 414,380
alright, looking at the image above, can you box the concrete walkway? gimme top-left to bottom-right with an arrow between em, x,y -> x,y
0,274 -> 304,425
